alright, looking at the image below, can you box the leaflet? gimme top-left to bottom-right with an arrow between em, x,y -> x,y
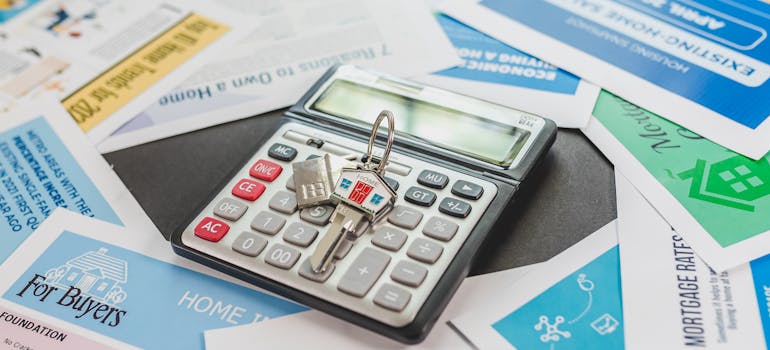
583,90 -> 770,271
414,5 -> 599,128
616,171 -> 770,349
0,209 -> 308,349
203,263 -> 539,349
0,101 -> 158,264
0,0 -> 256,143
450,221 -> 623,349
442,0 -> 770,159
96,0 -> 460,153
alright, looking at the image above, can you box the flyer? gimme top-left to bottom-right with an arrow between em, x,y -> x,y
584,90 -> 770,271
204,263 -> 539,350
450,221 -> 623,349
414,12 -> 599,128
0,0 -> 257,143
0,209 -> 308,349
442,0 -> 770,159
0,101 -> 157,264
96,0 -> 460,153
616,172 -> 769,349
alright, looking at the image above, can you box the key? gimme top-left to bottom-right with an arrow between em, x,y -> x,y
292,154 -> 335,208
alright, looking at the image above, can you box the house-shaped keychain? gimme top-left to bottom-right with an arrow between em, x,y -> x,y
331,168 -> 396,221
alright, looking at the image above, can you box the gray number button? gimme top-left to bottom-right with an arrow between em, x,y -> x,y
422,217 -> 459,241
298,258 -> 335,283
269,190 -> 298,214
374,284 -> 411,312
286,174 -> 296,191
300,205 -> 334,226
338,248 -> 390,297
264,244 -> 301,269
386,206 -> 423,230
250,211 -> 286,235
407,238 -> 443,264
283,222 -> 319,247
334,240 -> 353,259
231,232 -> 267,257
390,260 -> 427,287
371,227 -> 407,251
213,197 -> 248,221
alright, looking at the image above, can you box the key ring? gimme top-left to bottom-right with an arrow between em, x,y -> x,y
365,110 -> 395,174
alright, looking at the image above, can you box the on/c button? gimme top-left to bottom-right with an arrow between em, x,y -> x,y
194,217 -> 230,242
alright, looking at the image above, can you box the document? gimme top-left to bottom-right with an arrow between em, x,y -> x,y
0,101 -> 157,264
203,263 -> 538,349
416,7 -> 599,128
442,0 -> 770,159
450,221 -> 623,350
584,90 -> 770,271
0,0 -> 256,142
617,171 -> 770,349
97,0 -> 460,153
0,209 -> 308,349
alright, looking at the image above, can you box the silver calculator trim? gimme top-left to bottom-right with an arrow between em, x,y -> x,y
180,122 -> 498,327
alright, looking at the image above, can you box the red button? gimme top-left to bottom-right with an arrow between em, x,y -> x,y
232,178 -> 266,201
249,159 -> 282,182
194,217 -> 230,242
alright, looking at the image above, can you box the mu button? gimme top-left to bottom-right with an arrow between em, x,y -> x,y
195,217 -> 230,242
250,159 -> 283,182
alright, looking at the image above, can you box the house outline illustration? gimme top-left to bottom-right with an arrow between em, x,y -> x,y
46,247 -> 128,305
677,155 -> 770,212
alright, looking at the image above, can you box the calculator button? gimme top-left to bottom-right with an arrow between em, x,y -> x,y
334,240 -> 353,259
283,222 -> 319,247
451,180 -> 484,200
268,143 -> 297,161
306,154 -> 321,160
338,247 -> 391,298
249,159 -> 283,182
250,211 -> 286,235
298,258 -> 335,283
231,232 -> 267,257
232,178 -> 266,201
268,190 -> 298,214
391,261 -> 427,287
404,186 -> 436,207
264,244 -> 301,269
300,205 -> 334,226
286,174 -> 296,191
422,217 -> 459,241
374,284 -> 411,312
384,176 -> 400,192
407,238 -> 443,264
371,227 -> 407,251
194,217 -> 230,242
417,170 -> 448,189
213,198 -> 248,221
387,206 -> 423,229
438,197 -> 472,218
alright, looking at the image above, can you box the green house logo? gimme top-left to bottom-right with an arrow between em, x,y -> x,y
678,156 -> 770,211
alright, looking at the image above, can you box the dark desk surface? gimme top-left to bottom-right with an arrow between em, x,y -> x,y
104,109 -> 617,276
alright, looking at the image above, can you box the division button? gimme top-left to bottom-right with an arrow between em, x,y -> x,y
268,143 -> 298,161
422,217 -> 459,241
250,211 -> 286,235
283,222 -> 319,247
268,190 -> 298,214
338,248 -> 391,297
213,197 -> 248,221
300,205 -> 334,226
371,227 -> 407,251
231,232 -> 267,257
417,170 -> 448,189
390,260 -> 427,287
264,244 -> 301,269
194,217 -> 230,242
387,206 -> 423,230
404,186 -> 436,207
407,238 -> 443,264
438,197 -> 472,218
249,159 -> 283,182
374,284 -> 411,312
232,178 -> 266,201
451,180 -> 484,200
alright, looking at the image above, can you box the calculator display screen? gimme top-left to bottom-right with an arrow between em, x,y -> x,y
309,79 -> 530,167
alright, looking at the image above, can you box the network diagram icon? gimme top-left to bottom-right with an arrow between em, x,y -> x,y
535,315 -> 571,342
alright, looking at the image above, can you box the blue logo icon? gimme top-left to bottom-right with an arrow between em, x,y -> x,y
370,194 -> 383,205
340,178 -> 352,190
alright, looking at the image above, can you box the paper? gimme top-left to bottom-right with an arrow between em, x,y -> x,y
203,263 -> 539,349
0,100 -> 157,264
616,171 -> 770,349
0,0 -> 256,143
413,6 -> 599,128
584,90 -> 770,271
442,0 -> 770,159
0,209 -> 308,349
96,0 -> 460,153
450,221 -> 623,349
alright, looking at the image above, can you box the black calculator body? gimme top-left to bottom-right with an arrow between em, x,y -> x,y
170,65 -> 556,343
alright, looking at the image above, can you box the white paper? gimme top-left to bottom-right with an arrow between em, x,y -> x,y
616,172 -> 770,349
204,263 -> 539,349
96,0 -> 460,153
0,0 -> 258,143
441,0 -> 770,159
450,221 -> 622,349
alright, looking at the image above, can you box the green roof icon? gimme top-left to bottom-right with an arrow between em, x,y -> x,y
678,156 -> 770,212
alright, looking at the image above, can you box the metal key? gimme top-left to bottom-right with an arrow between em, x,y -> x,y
310,110 -> 398,273
292,153 -> 357,208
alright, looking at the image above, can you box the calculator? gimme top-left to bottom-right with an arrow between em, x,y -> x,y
170,65 -> 556,343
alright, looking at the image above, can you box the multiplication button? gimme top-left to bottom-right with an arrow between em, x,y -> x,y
371,227 -> 407,251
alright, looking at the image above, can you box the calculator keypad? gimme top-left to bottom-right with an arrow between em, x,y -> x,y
180,122 -> 497,327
